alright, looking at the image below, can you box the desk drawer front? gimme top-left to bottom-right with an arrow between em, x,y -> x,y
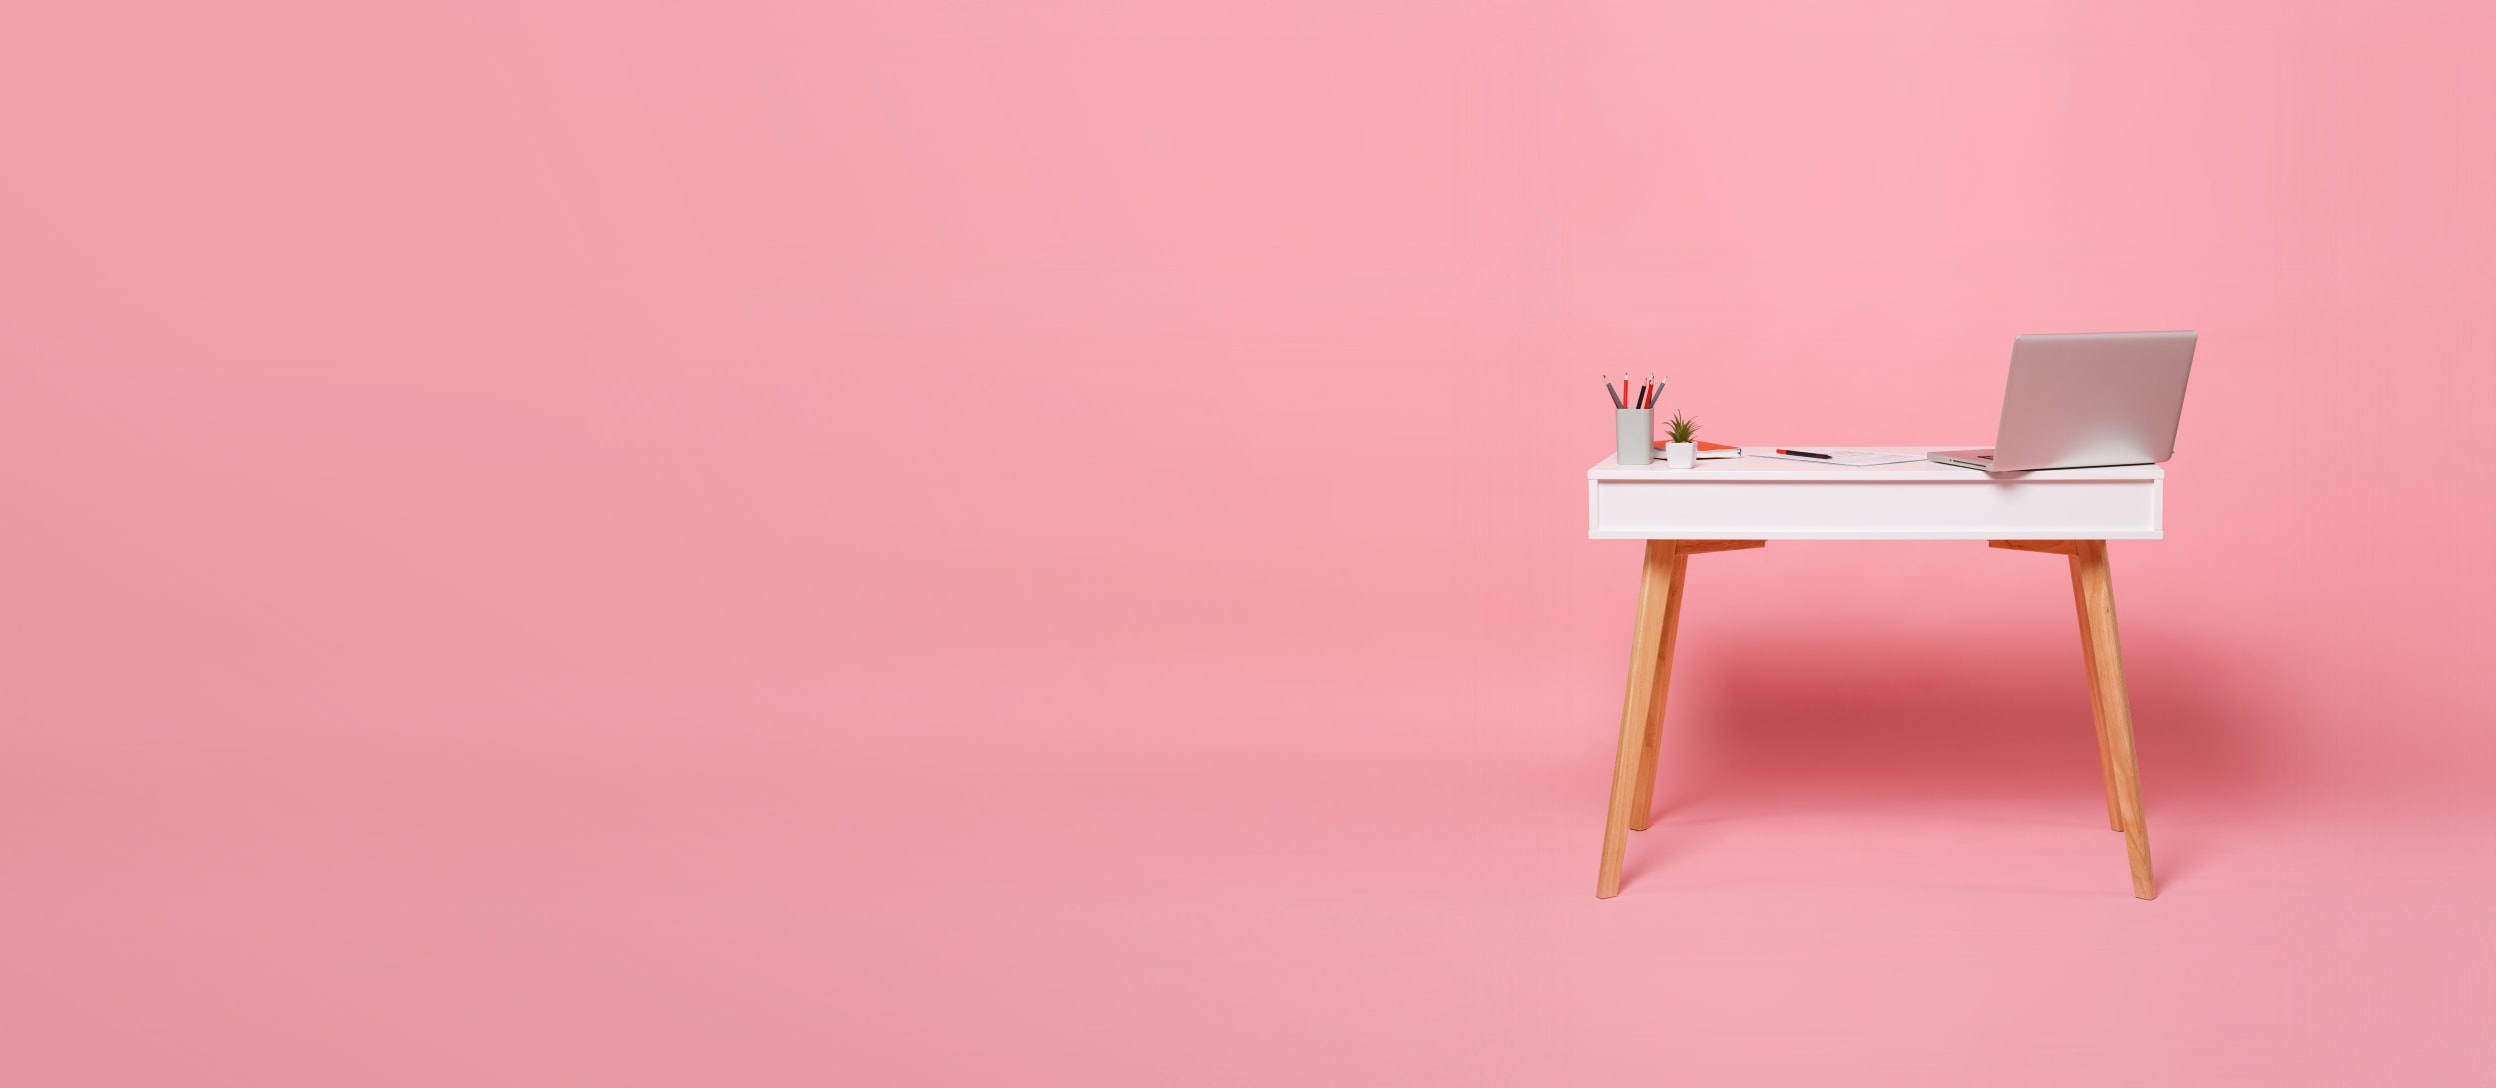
1589,478 -> 2162,540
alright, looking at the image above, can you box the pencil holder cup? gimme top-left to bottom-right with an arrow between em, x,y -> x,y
1615,409 -> 1653,466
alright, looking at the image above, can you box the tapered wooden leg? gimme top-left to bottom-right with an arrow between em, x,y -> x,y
1597,541 -> 1679,898
1597,539 -> 1764,898
2067,554 -> 2125,832
1628,551 -> 1689,832
2073,540 -> 2156,899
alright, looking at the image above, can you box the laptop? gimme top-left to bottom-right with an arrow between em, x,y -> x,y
1929,331 -> 2197,473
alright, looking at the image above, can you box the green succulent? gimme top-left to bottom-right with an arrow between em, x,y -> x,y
1664,411 -> 1700,444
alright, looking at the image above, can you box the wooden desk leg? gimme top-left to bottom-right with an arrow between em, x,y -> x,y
1628,550 -> 1689,832
1992,539 -> 2156,898
2066,554 -> 2126,832
1597,541 -> 1679,899
2074,540 -> 2157,899
1599,539 -> 1764,898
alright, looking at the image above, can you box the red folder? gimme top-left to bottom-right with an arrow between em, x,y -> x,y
1654,439 -> 1742,459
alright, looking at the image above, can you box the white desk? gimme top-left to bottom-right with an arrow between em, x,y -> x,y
1587,448 -> 2161,899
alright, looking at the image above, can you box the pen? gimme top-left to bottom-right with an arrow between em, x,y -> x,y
1775,449 -> 1833,459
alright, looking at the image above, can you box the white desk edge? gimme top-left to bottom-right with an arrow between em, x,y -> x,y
1587,447 -> 2166,541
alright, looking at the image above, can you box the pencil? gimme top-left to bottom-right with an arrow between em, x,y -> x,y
1605,375 -> 1624,409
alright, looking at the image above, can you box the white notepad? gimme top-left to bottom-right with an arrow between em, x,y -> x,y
1749,448 -> 1928,467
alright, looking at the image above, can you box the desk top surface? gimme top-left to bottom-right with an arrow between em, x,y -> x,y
1589,447 -> 2167,483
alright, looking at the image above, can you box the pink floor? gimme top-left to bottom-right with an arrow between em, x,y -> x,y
10,598 -> 2492,1084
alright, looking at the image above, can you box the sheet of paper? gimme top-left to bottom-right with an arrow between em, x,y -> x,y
1749,448 -> 1927,467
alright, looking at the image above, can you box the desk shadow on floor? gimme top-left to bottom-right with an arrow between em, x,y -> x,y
1629,629 -> 2289,890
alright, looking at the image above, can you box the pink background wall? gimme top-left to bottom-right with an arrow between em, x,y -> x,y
5,1 -> 2492,1084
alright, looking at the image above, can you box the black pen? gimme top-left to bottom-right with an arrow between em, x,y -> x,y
1774,448 -> 1832,459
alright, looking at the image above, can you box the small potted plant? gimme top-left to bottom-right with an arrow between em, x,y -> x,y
1661,410 -> 1700,469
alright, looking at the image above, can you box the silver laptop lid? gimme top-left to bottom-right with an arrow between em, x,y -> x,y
1990,332 -> 2197,471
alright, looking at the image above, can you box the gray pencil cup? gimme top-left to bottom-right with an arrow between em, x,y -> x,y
1615,409 -> 1653,465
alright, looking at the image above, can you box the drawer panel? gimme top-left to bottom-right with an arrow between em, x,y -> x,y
1588,478 -> 2162,540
